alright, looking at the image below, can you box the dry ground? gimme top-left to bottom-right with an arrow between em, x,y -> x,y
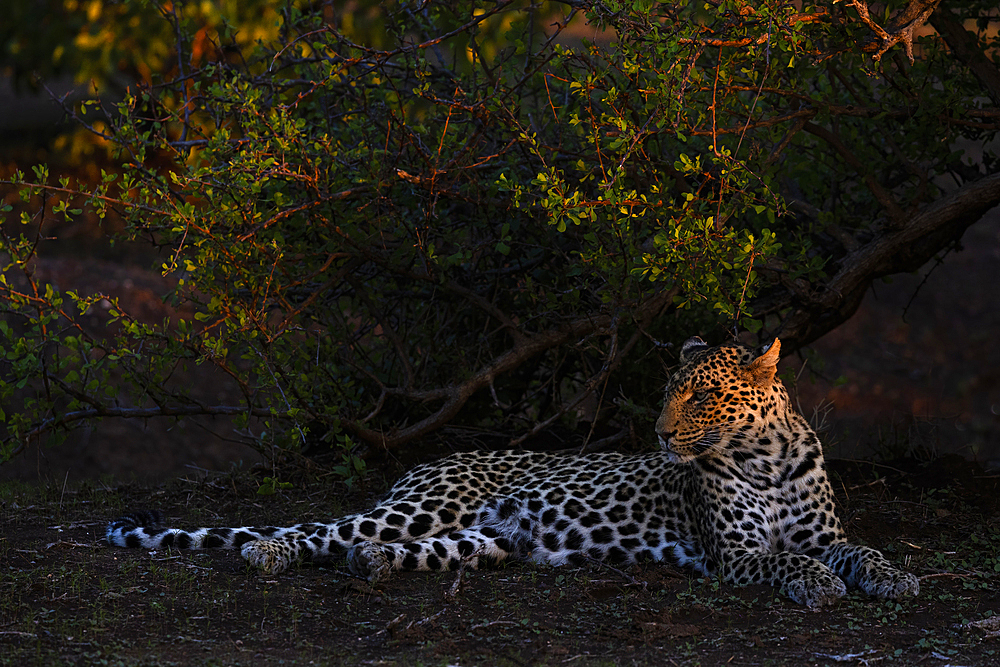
2,455 -> 999,666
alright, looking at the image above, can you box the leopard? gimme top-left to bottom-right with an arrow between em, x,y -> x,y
106,336 -> 919,608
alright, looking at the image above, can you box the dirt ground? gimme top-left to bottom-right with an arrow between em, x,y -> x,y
2,455 -> 999,666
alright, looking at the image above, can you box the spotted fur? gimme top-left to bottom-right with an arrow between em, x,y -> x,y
106,337 -> 919,607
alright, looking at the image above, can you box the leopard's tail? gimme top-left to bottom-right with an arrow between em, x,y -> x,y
105,510 -> 294,550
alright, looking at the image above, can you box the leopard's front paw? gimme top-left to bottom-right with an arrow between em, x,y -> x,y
241,532 -> 303,575
785,573 -> 848,609
347,542 -> 392,583
862,568 -> 920,600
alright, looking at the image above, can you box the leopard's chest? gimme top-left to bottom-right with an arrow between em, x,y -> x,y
685,464 -> 828,551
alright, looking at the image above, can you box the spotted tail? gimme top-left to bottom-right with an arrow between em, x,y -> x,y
105,511 -> 295,550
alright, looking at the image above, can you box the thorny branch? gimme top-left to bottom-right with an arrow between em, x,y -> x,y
845,0 -> 942,63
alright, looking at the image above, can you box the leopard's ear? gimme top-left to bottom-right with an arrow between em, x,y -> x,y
745,339 -> 780,386
679,336 -> 708,363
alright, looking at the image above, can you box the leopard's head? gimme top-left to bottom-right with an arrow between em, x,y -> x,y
655,337 -> 783,463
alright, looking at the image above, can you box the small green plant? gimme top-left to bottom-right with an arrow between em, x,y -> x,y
331,435 -> 367,489
256,477 -> 293,496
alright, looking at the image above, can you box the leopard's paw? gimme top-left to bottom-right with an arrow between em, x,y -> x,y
863,568 -> 920,600
785,573 -> 847,609
240,532 -> 304,575
347,542 -> 392,583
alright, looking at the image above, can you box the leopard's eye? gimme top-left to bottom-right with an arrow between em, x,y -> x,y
690,390 -> 709,404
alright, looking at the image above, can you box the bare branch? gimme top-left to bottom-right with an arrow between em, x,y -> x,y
802,122 -> 905,224
930,10 -> 1000,106
344,290 -> 675,452
769,171 -> 1000,349
8,404 -> 280,460
847,0 -> 942,63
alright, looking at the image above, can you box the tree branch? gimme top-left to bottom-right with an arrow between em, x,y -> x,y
848,0 -> 942,63
802,121 -> 905,224
768,171 -> 1000,349
343,289 -> 676,452
930,10 -> 1000,106
8,404 -> 282,460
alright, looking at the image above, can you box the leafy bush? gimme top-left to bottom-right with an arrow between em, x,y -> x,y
2,0 -> 998,468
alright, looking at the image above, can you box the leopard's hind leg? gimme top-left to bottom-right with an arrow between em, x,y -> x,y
239,498 -> 485,574
345,496 -> 536,582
